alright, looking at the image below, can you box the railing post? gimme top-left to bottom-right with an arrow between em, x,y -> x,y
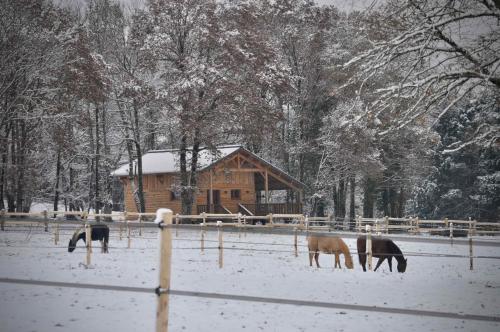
366,224 -> 372,271
85,223 -> 92,267
155,209 -> 173,332
1,209 -> 5,231
43,209 -> 48,232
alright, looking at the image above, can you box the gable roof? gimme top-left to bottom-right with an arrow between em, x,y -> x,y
111,145 -> 305,190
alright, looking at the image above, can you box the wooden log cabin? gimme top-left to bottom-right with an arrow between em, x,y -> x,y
111,145 -> 304,216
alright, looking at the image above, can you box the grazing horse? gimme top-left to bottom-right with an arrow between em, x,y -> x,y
308,235 -> 354,269
68,224 -> 109,253
357,236 -> 407,272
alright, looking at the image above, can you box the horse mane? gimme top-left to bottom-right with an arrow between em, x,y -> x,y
338,239 -> 353,266
70,226 -> 84,244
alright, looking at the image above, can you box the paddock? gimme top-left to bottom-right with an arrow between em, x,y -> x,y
1,221 -> 499,332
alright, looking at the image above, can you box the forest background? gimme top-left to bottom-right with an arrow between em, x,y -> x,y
1,0 -> 498,221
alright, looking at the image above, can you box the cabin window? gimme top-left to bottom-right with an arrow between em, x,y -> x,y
231,189 -> 241,200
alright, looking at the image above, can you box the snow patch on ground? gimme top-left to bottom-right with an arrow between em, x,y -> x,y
0,228 -> 499,331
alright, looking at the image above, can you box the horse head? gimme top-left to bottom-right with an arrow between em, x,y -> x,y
345,258 -> 354,269
68,227 -> 83,253
397,258 -> 407,273
68,238 -> 76,252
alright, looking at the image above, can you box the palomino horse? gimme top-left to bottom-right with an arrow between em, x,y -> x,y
357,236 -> 407,272
308,235 -> 354,269
68,224 -> 109,253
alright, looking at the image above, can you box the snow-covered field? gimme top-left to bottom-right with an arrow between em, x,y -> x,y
1,226 -> 499,332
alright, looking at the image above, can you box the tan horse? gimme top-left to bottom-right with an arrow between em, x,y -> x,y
308,235 -> 354,269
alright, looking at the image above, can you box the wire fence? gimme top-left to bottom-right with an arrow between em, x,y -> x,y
1,211 -> 500,331
0,277 -> 499,323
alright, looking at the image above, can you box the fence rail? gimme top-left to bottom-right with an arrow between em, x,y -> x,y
1,210 -> 499,239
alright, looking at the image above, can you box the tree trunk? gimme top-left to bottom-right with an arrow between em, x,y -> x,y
53,149 -> 61,213
94,105 -> 101,214
349,175 -> 355,221
362,177 -> 376,218
179,134 -> 191,216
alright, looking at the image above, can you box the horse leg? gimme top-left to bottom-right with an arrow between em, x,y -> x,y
314,252 -> 320,268
374,257 -> 386,271
359,253 -> 367,272
309,250 -> 314,267
387,256 -> 393,272
100,240 -> 104,253
335,253 -> 341,269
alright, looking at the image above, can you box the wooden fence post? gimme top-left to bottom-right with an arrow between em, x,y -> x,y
473,219 -> 477,236
384,216 -> 389,234
268,213 -> 273,227
175,214 -> 179,238
366,224 -> 372,271
201,212 -> 206,253
237,213 -> 242,239
218,221 -> 224,269
469,236 -> 474,270
155,209 -> 173,332
444,217 -> 449,228
85,223 -> 92,266
127,219 -> 131,249
54,218 -> 60,245
43,209 -> 48,232
449,222 -> 454,245
1,209 -> 5,231
294,227 -> 298,258
416,217 -> 420,234
139,214 -> 143,237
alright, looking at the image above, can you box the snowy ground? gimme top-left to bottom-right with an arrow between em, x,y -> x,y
0,225 -> 499,332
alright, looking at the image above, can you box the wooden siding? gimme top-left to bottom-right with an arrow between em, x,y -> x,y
120,151 -> 301,215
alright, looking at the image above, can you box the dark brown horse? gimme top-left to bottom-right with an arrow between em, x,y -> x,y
357,236 -> 407,272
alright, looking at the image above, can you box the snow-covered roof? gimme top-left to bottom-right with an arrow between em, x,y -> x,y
111,145 -> 241,177
111,144 -> 305,190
